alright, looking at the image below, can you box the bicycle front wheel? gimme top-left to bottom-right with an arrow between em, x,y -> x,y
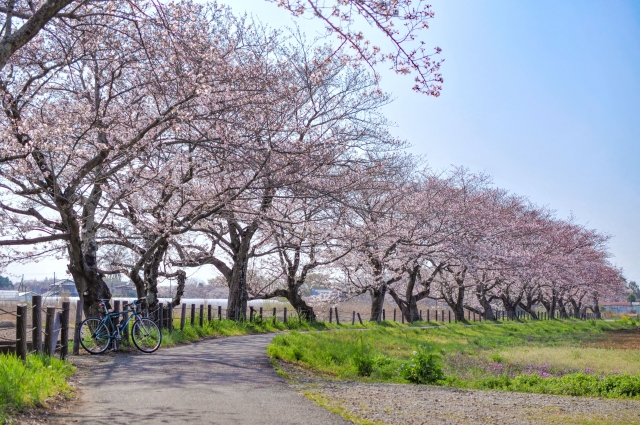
131,318 -> 162,353
79,317 -> 111,354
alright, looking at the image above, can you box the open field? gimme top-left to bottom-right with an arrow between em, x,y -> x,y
268,319 -> 640,398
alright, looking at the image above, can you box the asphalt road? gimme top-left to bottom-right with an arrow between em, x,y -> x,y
55,334 -> 349,425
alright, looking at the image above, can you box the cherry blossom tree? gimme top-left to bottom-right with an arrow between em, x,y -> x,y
0,1 -> 443,95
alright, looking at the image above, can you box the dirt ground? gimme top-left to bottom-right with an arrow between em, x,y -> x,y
279,361 -> 640,425
585,328 -> 640,350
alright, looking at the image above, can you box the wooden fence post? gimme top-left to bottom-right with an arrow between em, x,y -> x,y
393,309 -> 396,322
32,295 -> 42,354
334,307 -> 340,325
352,311 -> 355,325
283,307 -> 287,323
448,310 -> 451,323
435,310 -> 438,322
427,310 -> 430,322
72,299 -> 83,355
401,311 -> 404,324
329,308 -> 333,323
113,300 -> 121,328
167,305 -> 174,331
200,305 -> 204,327
382,309 -> 385,321
250,306 -> 255,323
259,307 -> 263,320
16,305 -> 27,361
208,305 -> 212,322
60,302 -> 70,360
419,310 -> 423,321
122,310 -> 130,342
357,313 -> 363,325
190,304 -> 196,326
43,307 -> 56,356
157,303 -> 164,330
180,303 -> 187,330
218,306 -> 222,320
272,307 -> 276,322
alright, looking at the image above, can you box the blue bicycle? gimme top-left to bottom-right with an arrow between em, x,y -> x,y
78,298 -> 162,354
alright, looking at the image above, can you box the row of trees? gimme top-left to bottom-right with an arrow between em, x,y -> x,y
0,1 -> 625,320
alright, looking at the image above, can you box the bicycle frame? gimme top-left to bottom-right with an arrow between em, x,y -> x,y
95,305 -> 143,346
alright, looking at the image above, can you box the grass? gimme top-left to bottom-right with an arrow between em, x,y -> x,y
157,315 -> 366,347
490,346 -> 640,375
0,354 -> 75,424
267,317 -> 640,398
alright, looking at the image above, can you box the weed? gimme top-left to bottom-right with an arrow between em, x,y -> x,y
400,344 -> 444,384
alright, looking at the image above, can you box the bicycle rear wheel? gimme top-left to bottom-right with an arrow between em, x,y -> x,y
79,317 -> 111,354
131,318 -> 162,353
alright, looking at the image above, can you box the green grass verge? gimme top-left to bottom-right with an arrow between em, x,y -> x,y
267,318 -> 640,399
157,316 -> 367,347
0,354 -> 75,424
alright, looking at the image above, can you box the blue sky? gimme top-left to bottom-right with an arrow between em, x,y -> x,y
6,1 -> 639,286
228,0 -> 640,283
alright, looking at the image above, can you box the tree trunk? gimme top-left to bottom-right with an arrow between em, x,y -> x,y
287,290 -> 316,321
369,284 -> 386,322
540,291 -> 557,319
170,270 -> 187,308
67,240 -> 112,318
592,294 -> 601,319
226,243 -> 250,320
501,296 -> 518,320
476,290 -> 496,320
518,303 -> 539,320
441,284 -> 466,322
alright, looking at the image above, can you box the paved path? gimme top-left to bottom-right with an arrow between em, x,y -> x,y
56,334 -> 349,425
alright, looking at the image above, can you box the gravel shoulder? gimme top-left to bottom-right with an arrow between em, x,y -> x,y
278,362 -> 640,425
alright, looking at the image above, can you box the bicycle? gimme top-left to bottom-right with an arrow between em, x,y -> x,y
78,298 -> 162,354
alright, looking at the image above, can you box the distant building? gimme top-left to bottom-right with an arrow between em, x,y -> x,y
0,290 -> 19,300
600,302 -> 639,314
310,288 -> 343,300
107,281 -> 137,298
44,279 -> 78,297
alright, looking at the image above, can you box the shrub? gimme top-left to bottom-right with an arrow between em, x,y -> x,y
401,344 -> 444,384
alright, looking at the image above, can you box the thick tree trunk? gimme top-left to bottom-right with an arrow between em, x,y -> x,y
476,290 -> 496,320
558,302 -> 569,319
170,270 -> 187,308
441,284 -> 466,322
67,240 -> 112,318
540,291 -> 557,319
501,296 -> 519,320
389,291 -> 420,322
227,265 -> 248,320
388,268 -> 422,322
369,284 -> 386,322
569,299 -> 582,319
518,303 -> 539,320
143,240 -> 168,310
592,294 -> 601,319
287,290 -> 316,321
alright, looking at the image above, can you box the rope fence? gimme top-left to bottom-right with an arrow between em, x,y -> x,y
0,294 -> 605,360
